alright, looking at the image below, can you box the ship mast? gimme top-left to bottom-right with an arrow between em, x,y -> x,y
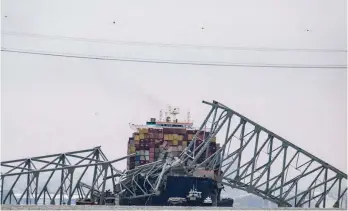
187,110 -> 191,123
168,106 -> 180,123
159,109 -> 163,122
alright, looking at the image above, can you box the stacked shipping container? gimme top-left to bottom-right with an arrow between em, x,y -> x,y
127,127 -> 220,170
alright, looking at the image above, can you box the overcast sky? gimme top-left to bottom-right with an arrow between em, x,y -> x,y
1,0 -> 347,173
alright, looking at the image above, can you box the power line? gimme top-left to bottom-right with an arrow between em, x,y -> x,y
2,31 -> 346,53
2,47 -> 346,69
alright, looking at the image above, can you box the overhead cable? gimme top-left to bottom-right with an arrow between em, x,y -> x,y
2,31 -> 346,53
2,47 -> 346,69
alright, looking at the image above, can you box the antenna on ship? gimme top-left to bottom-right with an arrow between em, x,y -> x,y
159,109 -> 163,121
165,106 -> 170,122
187,110 -> 191,123
166,105 -> 171,122
170,107 -> 180,123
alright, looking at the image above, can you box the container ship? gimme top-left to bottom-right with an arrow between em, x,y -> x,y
119,106 -> 233,207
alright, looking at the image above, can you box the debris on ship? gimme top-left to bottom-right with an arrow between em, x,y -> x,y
113,106 -> 233,207
73,105 -> 234,207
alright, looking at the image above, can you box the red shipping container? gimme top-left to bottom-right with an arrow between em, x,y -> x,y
187,130 -> 196,135
163,128 -> 174,134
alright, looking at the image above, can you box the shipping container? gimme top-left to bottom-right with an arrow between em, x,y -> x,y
127,116 -> 217,170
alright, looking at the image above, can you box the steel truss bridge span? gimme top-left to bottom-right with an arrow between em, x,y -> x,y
1,100 -> 346,208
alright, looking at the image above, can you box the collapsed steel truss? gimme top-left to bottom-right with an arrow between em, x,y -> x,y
0,146 -> 131,205
1,100 -> 347,208
181,100 -> 347,208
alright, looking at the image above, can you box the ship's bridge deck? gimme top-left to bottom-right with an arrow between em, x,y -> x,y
129,122 -> 211,132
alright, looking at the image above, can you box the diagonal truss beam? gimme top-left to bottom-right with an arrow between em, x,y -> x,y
1,147 -> 128,205
179,100 -> 347,208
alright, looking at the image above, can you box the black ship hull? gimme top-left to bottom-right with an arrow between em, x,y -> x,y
119,175 -> 220,206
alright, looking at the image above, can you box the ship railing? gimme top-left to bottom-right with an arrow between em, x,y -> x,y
129,123 -> 211,131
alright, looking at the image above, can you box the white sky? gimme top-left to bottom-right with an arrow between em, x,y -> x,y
1,0 -> 347,174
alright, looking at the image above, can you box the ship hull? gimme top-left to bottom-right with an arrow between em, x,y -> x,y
119,175 -> 218,206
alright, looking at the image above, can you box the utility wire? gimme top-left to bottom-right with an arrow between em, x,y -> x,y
2,47 -> 346,69
2,31 -> 347,53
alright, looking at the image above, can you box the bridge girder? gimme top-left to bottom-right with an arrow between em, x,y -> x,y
0,147 -> 129,205
181,100 -> 347,208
